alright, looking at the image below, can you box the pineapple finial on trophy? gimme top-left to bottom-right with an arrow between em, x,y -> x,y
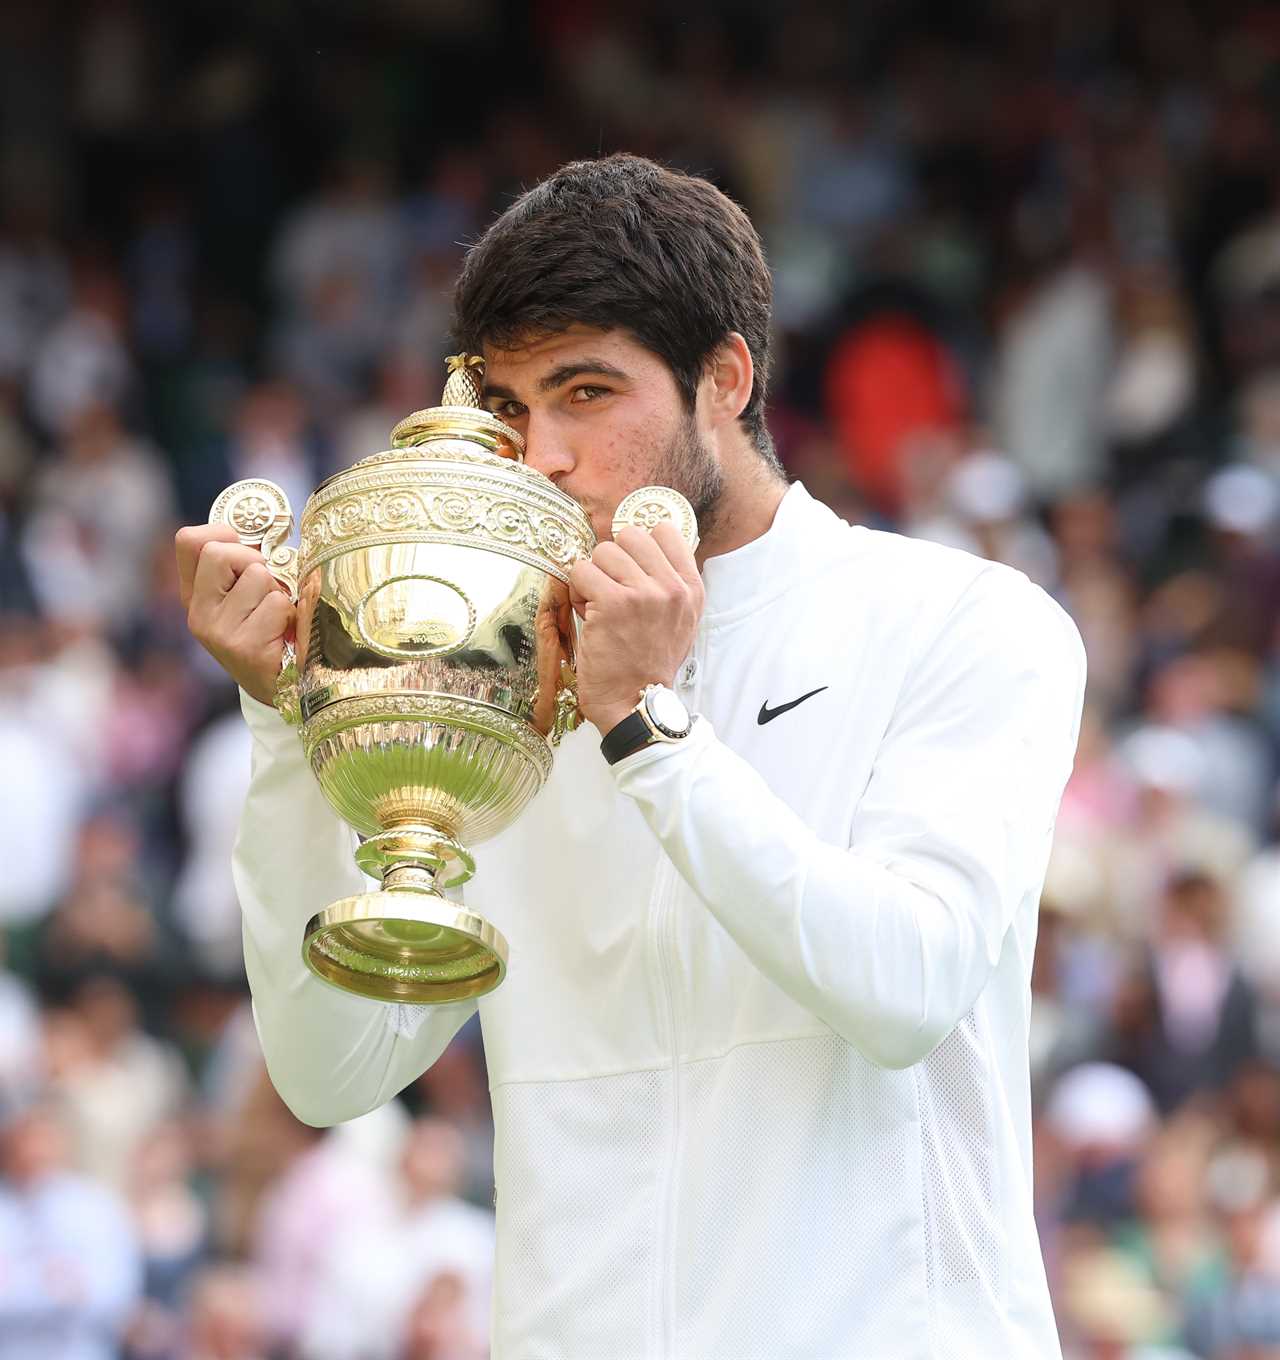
442,353 -> 487,408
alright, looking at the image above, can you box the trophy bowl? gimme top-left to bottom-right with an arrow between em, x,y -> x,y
212,357 -> 595,1005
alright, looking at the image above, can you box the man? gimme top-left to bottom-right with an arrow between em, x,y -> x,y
178,154 -> 1086,1359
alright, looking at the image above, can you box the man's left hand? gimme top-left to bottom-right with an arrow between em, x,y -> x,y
568,522 -> 704,735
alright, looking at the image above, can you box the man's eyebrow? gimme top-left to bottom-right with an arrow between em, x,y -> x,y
482,359 -> 631,405
536,359 -> 630,393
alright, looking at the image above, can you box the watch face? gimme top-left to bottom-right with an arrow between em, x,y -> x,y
645,686 -> 690,737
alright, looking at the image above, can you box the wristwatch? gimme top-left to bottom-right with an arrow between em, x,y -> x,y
600,684 -> 694,765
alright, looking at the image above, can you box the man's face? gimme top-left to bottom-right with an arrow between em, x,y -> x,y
481,325 -> 723,544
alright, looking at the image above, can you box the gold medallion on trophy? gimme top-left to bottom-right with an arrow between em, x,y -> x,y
612,485 -> 699,551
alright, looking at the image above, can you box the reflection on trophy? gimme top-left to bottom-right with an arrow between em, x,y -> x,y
211,356 -> 696,1007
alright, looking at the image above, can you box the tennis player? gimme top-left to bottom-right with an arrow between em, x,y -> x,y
178,154 -> 1085,1359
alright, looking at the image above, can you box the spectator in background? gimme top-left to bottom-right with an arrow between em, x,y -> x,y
0,1097 -> 142,1360
0,618 -> 93,928
21,398 -> 174,630
992,250 -> 1113,501
905,445 -> 1060,588
249,1087 -> 399,1356
1184,1147 -> 1280,1357
178,1263 -> 270,1360
222,381 -> 326,537
171,706 -> 252,979
33,815 -> 174,1008
1106,872 -> 1259,1115
121,1118 -> 210,1360
27,265 -> 132,440
1111,1117 -> 1224,1335
823,307 -> 965,516
1104,727 -> 1254,940
268,158 -> 404,419
302,1117 -> 494,1360
397,1270 -> 487,1360
1234,789 -> 1280,1060
0,934 -> 40,1108
42,976 -> 188,1192
0,210 -> 70,386
1042,1062 -> 1158,1232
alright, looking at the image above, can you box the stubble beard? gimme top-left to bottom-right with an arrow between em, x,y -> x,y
649,410 -> 724,545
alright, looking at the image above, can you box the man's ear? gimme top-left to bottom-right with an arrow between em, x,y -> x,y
702,332 -> 754,431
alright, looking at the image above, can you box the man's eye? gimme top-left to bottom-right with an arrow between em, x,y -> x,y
570,386 -> 608,403
490,400 -> 526,418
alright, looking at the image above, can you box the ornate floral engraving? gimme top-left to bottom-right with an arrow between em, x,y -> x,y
232,495 -> 272,534
298,463 -> 594,582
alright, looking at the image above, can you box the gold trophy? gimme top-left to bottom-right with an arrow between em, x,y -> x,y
211,356 -> 696,1007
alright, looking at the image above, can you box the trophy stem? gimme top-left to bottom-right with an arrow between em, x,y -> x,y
383,864 -> 446,894
354,825 -> 476,889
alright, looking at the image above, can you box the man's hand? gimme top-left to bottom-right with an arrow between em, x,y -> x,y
568,521 -> 704,735
175,523 -> 295,706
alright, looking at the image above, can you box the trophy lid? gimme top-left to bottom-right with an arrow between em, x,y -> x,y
387,354 -> 526,459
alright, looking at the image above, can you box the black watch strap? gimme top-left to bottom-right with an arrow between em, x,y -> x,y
601,711 -> 653,766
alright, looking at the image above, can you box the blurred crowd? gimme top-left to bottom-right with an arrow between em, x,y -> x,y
5,0 -> 1280,1356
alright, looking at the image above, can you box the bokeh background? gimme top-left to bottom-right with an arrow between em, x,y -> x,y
5,1 -> 1280,1357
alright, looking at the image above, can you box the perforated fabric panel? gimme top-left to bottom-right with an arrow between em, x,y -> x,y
673,1033 -> 928,1360
916,1011 -> 1009,1358
490,1069 -> 665,1360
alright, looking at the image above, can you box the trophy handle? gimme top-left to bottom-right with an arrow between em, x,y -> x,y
552,659 -> 582,746
208,478 -> 300,601
209,478 -> 303,725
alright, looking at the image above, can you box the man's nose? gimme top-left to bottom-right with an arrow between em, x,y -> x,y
521,417 -> 575,483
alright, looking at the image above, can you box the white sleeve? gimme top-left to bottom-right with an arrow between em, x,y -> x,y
232,691 -> 476,1125
613,568 -> 1086,1070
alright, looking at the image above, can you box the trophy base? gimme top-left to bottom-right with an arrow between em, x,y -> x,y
303,890 -> 508,1005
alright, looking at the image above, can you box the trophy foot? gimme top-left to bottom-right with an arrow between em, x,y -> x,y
303,890 -> 508,1004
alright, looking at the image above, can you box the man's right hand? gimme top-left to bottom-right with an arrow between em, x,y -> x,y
176,524 -> 295,707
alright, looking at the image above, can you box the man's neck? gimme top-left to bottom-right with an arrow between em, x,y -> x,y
696,441 -> 788,568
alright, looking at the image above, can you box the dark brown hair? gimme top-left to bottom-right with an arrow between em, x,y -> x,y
452,154 -> 776,462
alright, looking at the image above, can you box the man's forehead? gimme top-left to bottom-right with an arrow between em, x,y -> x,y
481,325 -> 638,385
481,326 -> 617,369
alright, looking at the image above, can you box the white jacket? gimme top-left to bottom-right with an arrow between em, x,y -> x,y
234,483 -> 1086,1360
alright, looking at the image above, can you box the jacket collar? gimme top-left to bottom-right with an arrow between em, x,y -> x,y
701,481 -> 846,623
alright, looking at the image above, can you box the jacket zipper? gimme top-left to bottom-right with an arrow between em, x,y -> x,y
652,853 -> 681,1360
652,643 -> 700,1358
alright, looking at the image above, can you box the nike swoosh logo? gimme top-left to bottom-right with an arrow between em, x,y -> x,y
757,686 -> 829,725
